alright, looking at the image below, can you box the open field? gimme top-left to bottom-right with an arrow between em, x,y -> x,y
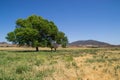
0,47 -> 120,80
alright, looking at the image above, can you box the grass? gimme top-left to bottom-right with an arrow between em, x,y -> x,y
16,65 -> 31,74
0,47 -> 120,80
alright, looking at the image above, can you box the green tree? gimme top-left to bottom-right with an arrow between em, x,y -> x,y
56,31 -> 68,48
6,15 -> 68,51
61,36 -> 68,48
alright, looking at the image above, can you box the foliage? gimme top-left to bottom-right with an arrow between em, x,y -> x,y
6,15 -> 68,51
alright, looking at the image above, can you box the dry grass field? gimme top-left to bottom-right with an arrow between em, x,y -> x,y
0,47 -> 120,80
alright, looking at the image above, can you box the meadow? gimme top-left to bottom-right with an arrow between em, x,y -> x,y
0,47 -> 120,80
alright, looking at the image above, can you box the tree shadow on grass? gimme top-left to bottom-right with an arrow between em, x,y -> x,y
0,48 -> 75,54
11,49 -> 69,53
0,49 -> 52,53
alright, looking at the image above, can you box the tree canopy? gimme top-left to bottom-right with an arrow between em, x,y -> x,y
6,15 -> 68,51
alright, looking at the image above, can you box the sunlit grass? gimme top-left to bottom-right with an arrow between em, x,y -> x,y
0,47 -> 120,80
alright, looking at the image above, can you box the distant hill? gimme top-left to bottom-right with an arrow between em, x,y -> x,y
69,40 -> 113,47
0,42 -> 14,47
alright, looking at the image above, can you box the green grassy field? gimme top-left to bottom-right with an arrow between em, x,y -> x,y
0,47 -> 120,80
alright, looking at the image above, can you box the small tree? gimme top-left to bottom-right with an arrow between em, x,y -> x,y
61,36 -> 68,48
6,15 -> 68,51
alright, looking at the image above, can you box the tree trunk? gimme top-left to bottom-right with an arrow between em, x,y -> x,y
36,47 -> 39,51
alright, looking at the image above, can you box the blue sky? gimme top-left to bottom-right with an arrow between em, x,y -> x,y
0,0 -> 120,44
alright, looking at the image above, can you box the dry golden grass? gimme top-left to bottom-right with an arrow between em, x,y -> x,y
0,47 -> 120,80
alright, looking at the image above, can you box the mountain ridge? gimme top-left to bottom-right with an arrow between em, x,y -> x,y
69,40 -> 113,47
